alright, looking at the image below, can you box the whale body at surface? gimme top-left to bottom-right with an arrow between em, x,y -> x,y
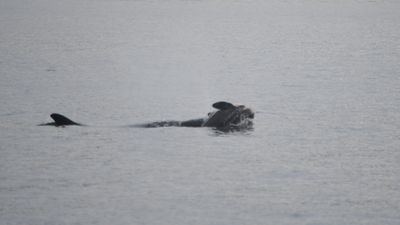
130,101 -> 254,130
39,101 -> 254,130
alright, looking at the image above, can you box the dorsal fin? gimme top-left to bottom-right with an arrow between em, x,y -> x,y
50,113 -> 80,126
212,101 -> 235,110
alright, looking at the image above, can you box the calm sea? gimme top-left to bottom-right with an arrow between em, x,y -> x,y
1,0 -> 399,224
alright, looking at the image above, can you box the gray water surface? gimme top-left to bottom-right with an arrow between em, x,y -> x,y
1,0 -> 400,224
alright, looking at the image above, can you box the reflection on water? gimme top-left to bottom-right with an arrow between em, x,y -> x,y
210,126 -> 255,137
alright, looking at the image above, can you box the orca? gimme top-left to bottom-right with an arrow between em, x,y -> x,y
203,104 -> 254,128
39,102 -> 254,130
132,101 -> 254,129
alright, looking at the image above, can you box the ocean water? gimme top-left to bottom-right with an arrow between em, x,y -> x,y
1,0 -> 399,224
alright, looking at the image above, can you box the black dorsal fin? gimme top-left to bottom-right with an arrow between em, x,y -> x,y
212,101 -> 235,110
50,113 -> 81,126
